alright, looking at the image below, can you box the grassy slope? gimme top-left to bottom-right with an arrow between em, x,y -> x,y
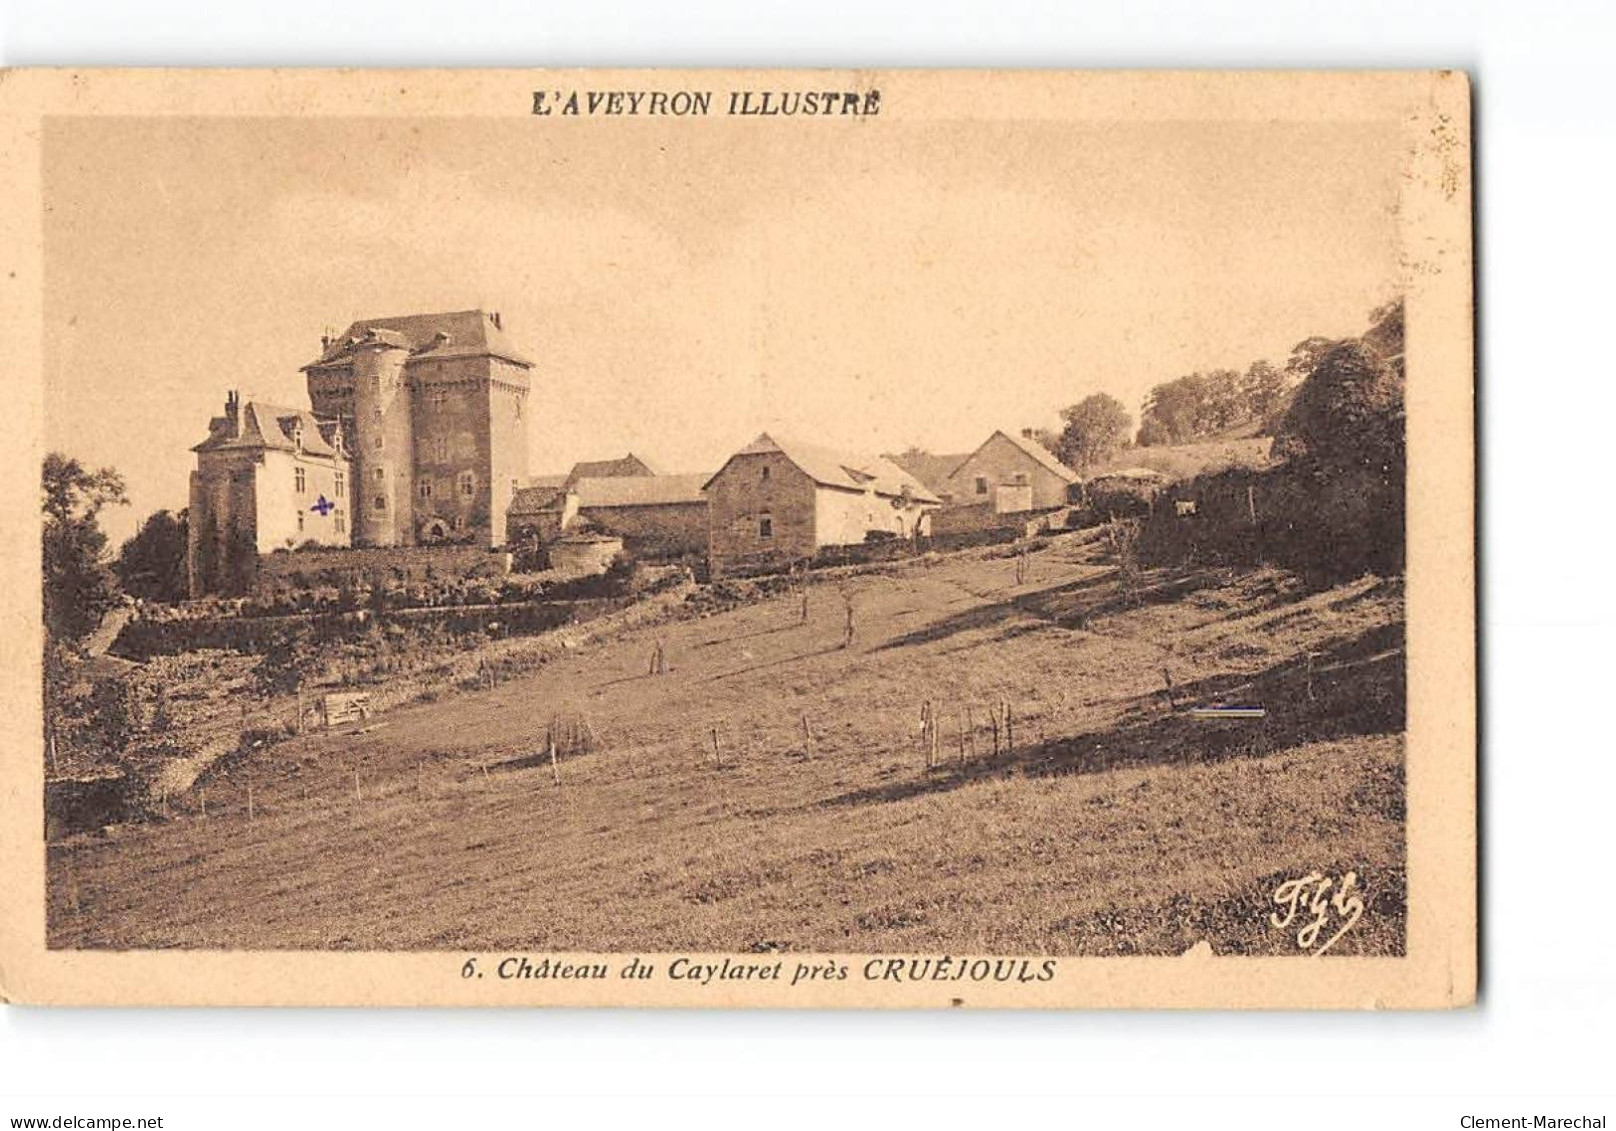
48,537 -> 1405,956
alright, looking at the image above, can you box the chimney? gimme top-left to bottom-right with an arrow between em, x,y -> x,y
225,390 -> 240,430
490,311 -> 502,330
1021,428 -> 1036,440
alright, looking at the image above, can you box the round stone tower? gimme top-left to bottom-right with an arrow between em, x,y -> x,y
350,332 -> 415,546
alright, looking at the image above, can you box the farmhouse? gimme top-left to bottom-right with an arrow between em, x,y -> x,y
942,429 -> 1080,513
703,433 -> 940,575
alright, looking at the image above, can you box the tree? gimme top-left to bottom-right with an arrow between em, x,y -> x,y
41,453 -> 128,641
115,509 -> 189,604
1139,373 -> 1212,446
1202,368 -> 1246,433
1242,359 -> 1292,425
1055,393 -> 1132,469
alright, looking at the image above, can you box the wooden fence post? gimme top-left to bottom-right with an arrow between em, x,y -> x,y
800,713 -> 814,759
711,726 -> 722,770
247,778 -> 254,823
549,732 -> 560,787
200,787 -> 208,820
1005,701 -> 1014,754
353,768 -> 361,804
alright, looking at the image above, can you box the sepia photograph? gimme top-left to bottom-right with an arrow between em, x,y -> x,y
0,68 -> 1474,1008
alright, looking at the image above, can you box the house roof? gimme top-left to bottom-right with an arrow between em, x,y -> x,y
886,450 -> 973,497
574,473 -> 710,508
708,433 -> 942,504
954,430 -> 1080,484
302,310 -> 534,370
192,401 -> 342,458
563,453 -> 658,485
508,484 -> 569,515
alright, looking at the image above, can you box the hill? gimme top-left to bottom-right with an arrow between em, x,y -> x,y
1093,422 -> 1274,483
48,535 -> 1405,956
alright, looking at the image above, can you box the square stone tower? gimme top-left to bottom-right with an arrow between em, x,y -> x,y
302,310 -> 533,548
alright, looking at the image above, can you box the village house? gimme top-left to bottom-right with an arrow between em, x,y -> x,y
186,393 -> 353,597
703,433 -> 941,576
942,429 -> 1080,513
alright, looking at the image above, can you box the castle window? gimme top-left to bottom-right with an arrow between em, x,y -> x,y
459,470 -> 476,497
334,513 -> 345,534
373,435 -> 384,451
373,495 -> 387,511
294,467 -> 306,494
373,468 -> 385,482
296,511 -> 305,533
758,513 -> 773,539
334,471 -> 345,498
429,389 -> 449,410
433,438 -> 449,462
761,465 -> 770,482
369,373 -> 380,393
418,478 -> 433,500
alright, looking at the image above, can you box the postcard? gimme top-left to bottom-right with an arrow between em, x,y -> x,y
0,68 -> 1474,1006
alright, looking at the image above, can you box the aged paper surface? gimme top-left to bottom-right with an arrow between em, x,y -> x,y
0,69 -> 1473,1007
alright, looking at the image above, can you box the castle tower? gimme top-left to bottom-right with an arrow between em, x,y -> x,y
303,311 -> 533,549
349,331 -> 415,546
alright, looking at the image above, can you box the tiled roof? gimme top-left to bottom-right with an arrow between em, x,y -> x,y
563,454 -> 658,485
302,310 -> 534,370
886,450 -> 972,497
574,473 -> 710,508
192,401 -> 342,458
508,484 -> 568,515
710,433 -> 942,504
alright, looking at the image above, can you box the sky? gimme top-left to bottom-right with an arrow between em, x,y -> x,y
42,114 -> 1405,542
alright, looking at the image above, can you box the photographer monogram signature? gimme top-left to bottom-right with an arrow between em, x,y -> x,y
1270,871 -> 1365,956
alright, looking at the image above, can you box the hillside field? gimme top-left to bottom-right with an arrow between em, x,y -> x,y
48,535 -> 1406,956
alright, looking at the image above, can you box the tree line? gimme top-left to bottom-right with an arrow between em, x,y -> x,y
1024,313 -> 1401,471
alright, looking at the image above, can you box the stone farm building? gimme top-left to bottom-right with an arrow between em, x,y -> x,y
508,465 -> 710,562
187,310 -> 534,596
942,429 -> 1080,513
703,433 -> 941,575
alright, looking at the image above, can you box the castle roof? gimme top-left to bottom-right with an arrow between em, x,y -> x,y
192,400 -> 343,458
302,310 -> 534,371
706,433 -> 941,504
